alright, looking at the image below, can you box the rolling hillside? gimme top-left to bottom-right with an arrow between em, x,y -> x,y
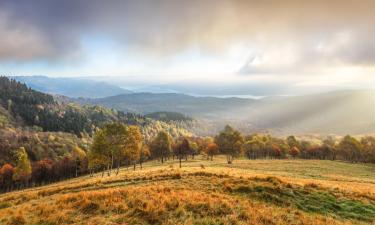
1,158 -> 375,225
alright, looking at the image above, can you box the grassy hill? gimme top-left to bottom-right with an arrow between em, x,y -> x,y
1,157 -> 375,225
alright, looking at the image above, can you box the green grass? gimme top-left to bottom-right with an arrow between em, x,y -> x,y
148,156 -> 375,182
225,176 -> 375,221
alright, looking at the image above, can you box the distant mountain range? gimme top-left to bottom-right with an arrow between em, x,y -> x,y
13,76 -> 132,98
10,75 -> 375,135
78,92 -> 255,118
79,90 -> 375,135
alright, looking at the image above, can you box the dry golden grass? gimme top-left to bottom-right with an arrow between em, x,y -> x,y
1,156 -> 375,225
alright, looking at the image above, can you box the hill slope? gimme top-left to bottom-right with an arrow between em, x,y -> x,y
1,158 -> 374,225
0,77 -> 195,172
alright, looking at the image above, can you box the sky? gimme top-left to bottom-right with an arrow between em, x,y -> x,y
1,0 -> 375,95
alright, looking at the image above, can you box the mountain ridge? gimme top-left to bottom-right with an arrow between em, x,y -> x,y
78,89 -> 375,135
12,75 -> 132,98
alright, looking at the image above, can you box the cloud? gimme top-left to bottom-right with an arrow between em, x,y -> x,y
0,0 -> 375,70
0,10 -> 52,60
239,30 -> 375,75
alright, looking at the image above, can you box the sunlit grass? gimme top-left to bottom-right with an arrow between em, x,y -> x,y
1,156 -> 375,224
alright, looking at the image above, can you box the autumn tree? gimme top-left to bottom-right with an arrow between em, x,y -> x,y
89,123 -> 143,176
215,125 -> 244,164
289,146 -> 300,159
299,140 -> 312,159
0,163 -> 14,191
139,144 -> 151,169
71,146 -> 87,177
176,138 -> 190,168
338,135 -> 362,163
123,125 -> 143,171
243,137 -> 264,159
272,145 -> 282,159
32,159 -> 53,185
206,143 -> 219,161
287,135 -> 300,149
361,136 -> 375,163
198,137 -> 213,159
150,131 -> 172,163
103,123 -> 128,175
189,141 -> 198,159
323,136 -> 337,160
89,129 -> 110,177
13,147 -> 32,188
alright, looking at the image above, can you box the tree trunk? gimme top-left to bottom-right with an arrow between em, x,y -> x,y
116,161 -> 120,175
110,155 -> 114,175
227,155 -> 232,164
179,155 -> 182,168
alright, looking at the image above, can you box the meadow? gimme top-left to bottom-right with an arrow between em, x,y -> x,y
1,156 -> 375,225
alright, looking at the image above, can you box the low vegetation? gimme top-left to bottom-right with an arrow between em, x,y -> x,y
0,158 -> 374,224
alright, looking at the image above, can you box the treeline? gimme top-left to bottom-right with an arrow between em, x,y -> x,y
0,128 -> 90,192
146,125 -> 375,165
2,123 -> 375,192
0,146 -> 88,192
215,125 -> 375,164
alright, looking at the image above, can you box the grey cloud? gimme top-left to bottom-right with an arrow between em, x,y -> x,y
239,29 -> 375,75
0,0 -> 375,66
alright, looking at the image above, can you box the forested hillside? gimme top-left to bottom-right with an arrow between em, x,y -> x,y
0,77 -> 196,191
0,77 -> 195,138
